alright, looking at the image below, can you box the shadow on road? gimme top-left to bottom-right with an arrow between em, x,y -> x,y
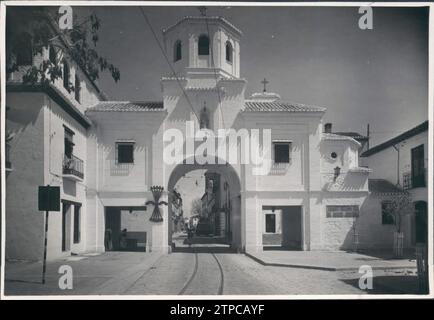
339,275 -> 421,294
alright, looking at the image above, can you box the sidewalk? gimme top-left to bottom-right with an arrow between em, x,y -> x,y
3,251 -> 163,296
245,249 -> 417,272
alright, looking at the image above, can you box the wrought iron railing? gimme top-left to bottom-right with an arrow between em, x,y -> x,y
402,172 -> 411,190
5,143 -> 12,169
63,154 -> 84,179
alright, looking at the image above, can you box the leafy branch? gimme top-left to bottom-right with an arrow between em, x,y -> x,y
384,191 -> 413,233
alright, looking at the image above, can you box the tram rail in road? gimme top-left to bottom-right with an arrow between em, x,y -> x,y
178,247 -> 225,295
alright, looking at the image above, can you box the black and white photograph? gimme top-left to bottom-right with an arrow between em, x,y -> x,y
0,1 -> 432,300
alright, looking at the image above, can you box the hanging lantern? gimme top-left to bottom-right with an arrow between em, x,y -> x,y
333,166 -> 341,182
146,186 -> 168,222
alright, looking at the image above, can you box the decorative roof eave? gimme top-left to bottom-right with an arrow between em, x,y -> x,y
322,133 -> 362,148
361,120 -> 428,157
163,16 -> 243,37
348,167 -> 372,173
86,101 -> 166,113
7,82 -> 92,129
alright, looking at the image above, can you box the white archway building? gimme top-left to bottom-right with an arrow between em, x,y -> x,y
84,15 -> 371,254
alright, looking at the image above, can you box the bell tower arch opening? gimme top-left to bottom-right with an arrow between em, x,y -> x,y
162,15 -> 242,79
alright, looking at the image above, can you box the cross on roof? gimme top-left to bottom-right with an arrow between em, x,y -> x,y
198,6 -> 207,16
261,78 -> 269,92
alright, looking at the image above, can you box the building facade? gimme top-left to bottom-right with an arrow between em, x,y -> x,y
360,121 -> 428,248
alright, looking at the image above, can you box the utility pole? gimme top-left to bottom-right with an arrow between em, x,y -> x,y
367,124 -> 370,150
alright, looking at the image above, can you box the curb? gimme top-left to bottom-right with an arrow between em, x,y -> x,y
94,252 -> 165,294
244,252 -> 417,272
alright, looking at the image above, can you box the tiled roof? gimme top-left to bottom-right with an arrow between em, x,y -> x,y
163,16 -> 242,36
322,133 -> 361,147
348,167 -> 372,173
7,82 -> 92,129
243,101 -> 326,113
361,121 -> 428,157
86,101 -> 164,113
369,179 -> 403,194
334,132 -> 368,140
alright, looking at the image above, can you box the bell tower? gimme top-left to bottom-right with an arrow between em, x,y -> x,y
162,14 -> 242,79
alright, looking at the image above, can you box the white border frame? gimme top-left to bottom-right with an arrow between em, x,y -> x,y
1,1 -> 433,300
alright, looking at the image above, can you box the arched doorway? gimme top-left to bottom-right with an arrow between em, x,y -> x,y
167,157 -> 242,251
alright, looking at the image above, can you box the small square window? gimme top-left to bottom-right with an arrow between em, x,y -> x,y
117,142 -> 134,164
326,205 -> 359,218
265,214 -> 276,233
73,205 -> 81,244
274,143 -> 291,163
64,126 -> 75,158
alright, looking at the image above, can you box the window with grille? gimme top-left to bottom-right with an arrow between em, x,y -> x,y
73,205 -> 81,244
273,142 -> 291,163
226,41 -> 233,62
64,126 -> 74,158
116,142 -> 134,164
265,214 -> 276,233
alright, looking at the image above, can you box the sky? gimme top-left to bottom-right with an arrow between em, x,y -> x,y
74,5 -> 428,147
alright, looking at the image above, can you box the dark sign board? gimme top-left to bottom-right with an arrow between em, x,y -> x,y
38,186 -> 60,211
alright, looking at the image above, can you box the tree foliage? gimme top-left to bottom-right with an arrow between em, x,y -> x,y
384,191 -> 413,233
6,7 -> 120,90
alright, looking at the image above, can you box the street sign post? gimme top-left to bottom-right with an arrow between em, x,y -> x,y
38,185 -> 60,284
38,185 -> 60,211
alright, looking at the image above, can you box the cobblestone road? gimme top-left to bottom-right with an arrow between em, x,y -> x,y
5,237 -> 419,296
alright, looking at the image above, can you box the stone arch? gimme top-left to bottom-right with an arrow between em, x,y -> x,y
414,201 -> 427,244
74,73 -> 81,103
14,32 -> 33,66
63,59 -> 70,91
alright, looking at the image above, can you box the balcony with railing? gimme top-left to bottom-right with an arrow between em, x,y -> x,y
403,169 -> 426,190
5,143 -> 13,171
63,154 -> 84,181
